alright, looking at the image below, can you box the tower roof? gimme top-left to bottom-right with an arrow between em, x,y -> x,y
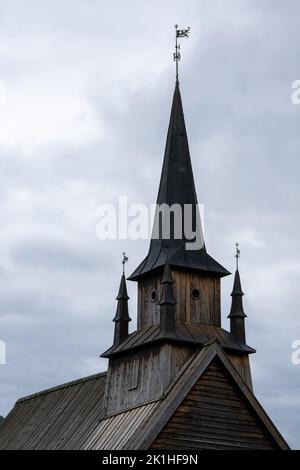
228,269 -> 247,319
113,273 -> 131,322
129,82 -> 229,281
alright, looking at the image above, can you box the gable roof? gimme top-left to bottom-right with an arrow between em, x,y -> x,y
0,372 -> 106,450
0,342 -> 289,450
84,401 -> 162,450
85,341 -> 288,450
151,357 -> 277,450
133,341 -> 289,449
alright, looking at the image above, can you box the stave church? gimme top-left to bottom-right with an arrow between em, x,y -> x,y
0,36 -> 289,450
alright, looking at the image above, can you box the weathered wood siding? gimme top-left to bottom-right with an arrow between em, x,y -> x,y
137,271 -> 221,329
151,358 -> 278,450
102,344 -> 193,417
137,273 -> 161,329
227,353 -> 253,391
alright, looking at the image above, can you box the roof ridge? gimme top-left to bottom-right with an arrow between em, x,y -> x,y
16,371 -> 107,403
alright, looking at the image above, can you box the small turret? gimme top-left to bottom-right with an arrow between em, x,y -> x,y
112,253 -> 131,346
228,244 -> 247,344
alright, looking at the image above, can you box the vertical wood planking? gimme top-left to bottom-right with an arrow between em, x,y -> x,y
151,358 -> 278,450
137,271 -> 221,329
103,344 -> 194,416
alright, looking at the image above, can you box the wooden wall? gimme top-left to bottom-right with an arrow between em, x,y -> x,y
102,344 -> 193,417
151,357 -> 278,450
137,270 -> 221,329
227,353 -> 253,391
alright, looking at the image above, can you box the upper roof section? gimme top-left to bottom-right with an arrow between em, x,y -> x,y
129,82 -> 229,281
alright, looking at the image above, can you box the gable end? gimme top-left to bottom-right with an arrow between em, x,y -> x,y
152,358 -> 280,450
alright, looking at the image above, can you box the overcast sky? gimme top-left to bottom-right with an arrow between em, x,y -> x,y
0,0 -> 299,449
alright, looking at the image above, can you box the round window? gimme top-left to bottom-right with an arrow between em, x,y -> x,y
150,290 -> 158,302
191,288 -> 200,300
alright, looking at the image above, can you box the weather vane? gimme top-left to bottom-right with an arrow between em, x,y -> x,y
173,25 -> 190,82
122,252 -> 128,274
235,243 -> 240,270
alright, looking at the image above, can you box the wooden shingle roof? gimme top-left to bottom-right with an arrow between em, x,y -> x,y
102,320 -> 255,358
0,342 -> 289,450
128,83 -> 229,281
0,372 -> 106,450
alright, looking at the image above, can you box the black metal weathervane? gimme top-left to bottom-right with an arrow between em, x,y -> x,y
235,243 -> 241,270
174,25 -> 191,82
122,252 -> 128,275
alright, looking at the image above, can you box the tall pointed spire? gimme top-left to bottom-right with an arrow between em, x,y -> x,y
113,273 -> 131,346
129,82 -> 229,280
228,245 -> 247,344
159,260 -> 176,336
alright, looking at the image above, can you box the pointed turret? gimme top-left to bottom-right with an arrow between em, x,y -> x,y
129,82 -> 229,281
228,245 -> 247,344
113,273 -> 131,346
159,260 -> 176,336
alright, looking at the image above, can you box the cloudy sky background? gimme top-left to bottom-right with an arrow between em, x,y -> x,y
0,0 -> 299,448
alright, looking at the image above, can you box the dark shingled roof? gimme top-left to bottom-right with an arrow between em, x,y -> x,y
0,342 -> 289,450
129,83 -> 230,281
101,321 -> 256,358
228,269 -> 247,318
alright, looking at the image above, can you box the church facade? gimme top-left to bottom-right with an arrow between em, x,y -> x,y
0,80 -> 289,450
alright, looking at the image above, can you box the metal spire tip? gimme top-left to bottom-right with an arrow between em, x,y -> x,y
122,252 -> 128,274
173,24 -> 190,83
235,243 -> 240,270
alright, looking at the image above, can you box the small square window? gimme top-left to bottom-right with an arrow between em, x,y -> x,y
129,357 -> 140,390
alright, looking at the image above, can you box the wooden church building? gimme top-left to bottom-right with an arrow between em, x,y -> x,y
0,77 -> 289,450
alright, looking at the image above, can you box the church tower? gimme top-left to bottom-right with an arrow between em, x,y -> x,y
101,79 -> 255,417
0,27 -> 290,451
97,28 -> 288,448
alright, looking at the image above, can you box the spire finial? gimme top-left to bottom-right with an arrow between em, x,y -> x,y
173,25 -> 190,83
235,243 -> 240,270
122,252 -> 128,275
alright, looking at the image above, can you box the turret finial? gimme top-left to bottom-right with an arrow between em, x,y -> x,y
122,252 -> 128,275
235,243 -> 240,270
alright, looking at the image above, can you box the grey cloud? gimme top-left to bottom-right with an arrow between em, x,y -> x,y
12,238 -> 104,272
0,0 -> 299,449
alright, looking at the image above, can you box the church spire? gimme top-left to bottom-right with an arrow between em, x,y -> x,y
113,256 -> 131,346
159,260 -> 176,336
228,244 -> 247,344
129,82 -> 229,281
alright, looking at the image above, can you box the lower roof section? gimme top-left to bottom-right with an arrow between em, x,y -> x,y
0,341 -> 289,450
0,372 -> 107,450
